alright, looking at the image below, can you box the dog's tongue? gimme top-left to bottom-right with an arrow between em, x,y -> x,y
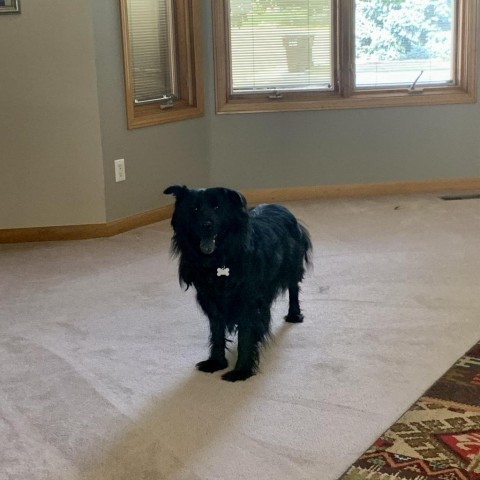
200,236 -> 216,255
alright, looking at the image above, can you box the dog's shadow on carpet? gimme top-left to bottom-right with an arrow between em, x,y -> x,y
79,322 -> 296,480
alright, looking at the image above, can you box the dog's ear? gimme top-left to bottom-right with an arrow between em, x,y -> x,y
164,185 -> 188,202
222,188 -> 248,212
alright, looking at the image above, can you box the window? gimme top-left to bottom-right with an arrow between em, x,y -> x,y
229,0 -> 333,93
212,0 -> 477,114
120,0 -> 204,128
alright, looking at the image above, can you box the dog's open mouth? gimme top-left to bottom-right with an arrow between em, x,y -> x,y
200,235 -> 217,255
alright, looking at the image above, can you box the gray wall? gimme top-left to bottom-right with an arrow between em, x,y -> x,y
0,0 -> 106,229
209,106 -> 480,189
1,1 -> 479,230
202,7 -> 480,189
90,1 -> 210,222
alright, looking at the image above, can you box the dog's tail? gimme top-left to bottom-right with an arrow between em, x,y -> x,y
299,223 -> 313,268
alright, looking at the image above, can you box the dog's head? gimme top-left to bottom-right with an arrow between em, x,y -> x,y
164,185 -> 248,255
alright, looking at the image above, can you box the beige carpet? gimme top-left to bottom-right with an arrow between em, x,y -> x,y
339,339 -> 480,478
1,193 -> 480,480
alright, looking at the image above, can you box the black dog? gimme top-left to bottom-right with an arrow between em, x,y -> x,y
164,185 -> 312,382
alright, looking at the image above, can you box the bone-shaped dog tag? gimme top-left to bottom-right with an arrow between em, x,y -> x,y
217,267 -> 230,277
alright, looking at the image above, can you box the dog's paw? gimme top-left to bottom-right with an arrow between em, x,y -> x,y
196,358 -> 228,373
284,313 -> 304,323
221,369 -> 255,382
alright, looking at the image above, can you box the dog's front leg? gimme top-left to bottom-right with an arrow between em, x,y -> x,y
196,315 -> 228,373
222,323 -> 260,382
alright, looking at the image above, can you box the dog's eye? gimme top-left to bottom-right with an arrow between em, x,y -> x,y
213,205 -> 219,211
193,206 -> 199,212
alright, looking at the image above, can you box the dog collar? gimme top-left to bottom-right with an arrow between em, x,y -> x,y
217,266 -> 230,277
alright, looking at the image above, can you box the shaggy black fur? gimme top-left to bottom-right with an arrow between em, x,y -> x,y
164,185 -> 312,382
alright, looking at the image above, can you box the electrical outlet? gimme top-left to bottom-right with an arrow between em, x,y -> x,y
114,159 -> 126,182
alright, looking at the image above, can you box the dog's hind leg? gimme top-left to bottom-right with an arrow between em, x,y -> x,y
284,283 -> 304,323
196,316 -> 229,373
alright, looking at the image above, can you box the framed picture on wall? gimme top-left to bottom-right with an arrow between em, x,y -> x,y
0,0 -> 21,14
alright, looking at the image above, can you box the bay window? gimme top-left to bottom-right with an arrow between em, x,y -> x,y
212,0 -> 477,113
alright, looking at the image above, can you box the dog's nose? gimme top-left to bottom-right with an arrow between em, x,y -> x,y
201,221 -> 213,231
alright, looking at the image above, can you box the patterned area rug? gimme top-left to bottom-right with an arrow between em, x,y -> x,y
340,342 -> 480,480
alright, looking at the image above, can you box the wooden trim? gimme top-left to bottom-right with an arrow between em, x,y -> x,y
212,0 -> 230,114
3,178 -> 480,244
337,0 -> 354,98
0,205 -> 173,244
119,0 -> 136,126
215,87 -> 477,114
104,205 -> 174,236
457,0 -> 478,101
243,178 -> 480,204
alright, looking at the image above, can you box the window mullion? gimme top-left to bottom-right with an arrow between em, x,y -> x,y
336,0 -> 354,97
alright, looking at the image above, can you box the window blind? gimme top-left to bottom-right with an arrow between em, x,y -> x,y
127,0 -> 176,103
355,0 -> 454,88
228,0 -> 332,93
